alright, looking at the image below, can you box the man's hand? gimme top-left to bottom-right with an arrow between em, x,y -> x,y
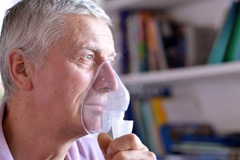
97,133 -> 156,160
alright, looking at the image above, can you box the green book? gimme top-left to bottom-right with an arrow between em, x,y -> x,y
208,1 -> 239,64
224,1 -> 240,61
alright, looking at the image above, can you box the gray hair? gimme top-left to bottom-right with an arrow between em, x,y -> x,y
0,0 -> 111,101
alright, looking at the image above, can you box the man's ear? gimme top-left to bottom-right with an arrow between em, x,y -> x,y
8,49 -> 33,91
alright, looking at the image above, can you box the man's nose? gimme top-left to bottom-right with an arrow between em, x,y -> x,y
93,61 -> 118,92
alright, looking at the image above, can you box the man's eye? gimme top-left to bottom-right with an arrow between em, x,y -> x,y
84,53 -> 94,61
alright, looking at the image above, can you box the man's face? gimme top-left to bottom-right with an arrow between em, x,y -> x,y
31,15 -> 116,137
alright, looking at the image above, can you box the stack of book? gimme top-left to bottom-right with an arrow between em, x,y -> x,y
126,96 -> 240,159
119,11 -> 216,74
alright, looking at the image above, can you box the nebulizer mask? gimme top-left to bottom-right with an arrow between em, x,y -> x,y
81,60 -> 133,139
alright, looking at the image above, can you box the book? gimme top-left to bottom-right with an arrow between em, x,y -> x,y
126,13 -> 140,73
150,97 -> 168,126
159,20 -> 186,68
150,97 -> 168,156
145,14 -> 168,70
119,11 -> 131,73
139,100 -> 157,153
160,123 -> 240,159
172,141 -> 235,160
129,97 -> 168,157
137,12 -> 148,72
207,1 -> 239,64
131,99 -> 146,143
185,25 -> 215,66
126,12 -> 148,73
124,101 -> 137,134
224,1 -> 240,62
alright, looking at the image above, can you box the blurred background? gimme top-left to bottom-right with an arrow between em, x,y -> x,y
1,0 -> 240,159
101,0 -> 240,159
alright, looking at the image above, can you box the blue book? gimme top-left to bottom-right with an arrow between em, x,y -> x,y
207,1 -> 239,64
159,124 -> 173,154
119,11 -> 131,73
131,100 -> 146,144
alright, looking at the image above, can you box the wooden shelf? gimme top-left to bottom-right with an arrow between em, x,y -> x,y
120,62 -> 240,86
101,0 -> 198,12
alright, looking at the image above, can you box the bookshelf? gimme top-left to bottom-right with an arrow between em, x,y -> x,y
121,62 -> 240,86
101,0 -> 234,91
102,0 -> 240,159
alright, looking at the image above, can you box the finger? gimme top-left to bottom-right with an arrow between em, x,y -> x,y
107,133 -> 148,156
112,150 -> 157,160
97,133 -> 112,159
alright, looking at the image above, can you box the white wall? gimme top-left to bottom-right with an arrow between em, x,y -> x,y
0,0 -> 20,32
169,0 -> 232,29
164,74 -> 240,134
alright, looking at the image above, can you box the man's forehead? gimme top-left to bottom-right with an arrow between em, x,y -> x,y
66,14 -> 110,31
62,14 -> 115,54
66,15 -> 113,41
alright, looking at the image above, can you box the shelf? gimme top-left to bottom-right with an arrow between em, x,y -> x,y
101,0 -> 198,12
120,62 -> 240,86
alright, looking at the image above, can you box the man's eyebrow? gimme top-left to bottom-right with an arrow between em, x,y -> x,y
83,44 -> 117,57
83,44 -> 102,53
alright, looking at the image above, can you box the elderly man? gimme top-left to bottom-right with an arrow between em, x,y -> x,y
0,0 -> 156,159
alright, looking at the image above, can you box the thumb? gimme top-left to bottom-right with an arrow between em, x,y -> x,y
97,133 -> 112,159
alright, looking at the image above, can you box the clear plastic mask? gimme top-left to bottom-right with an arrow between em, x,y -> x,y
81,60 -> 132,136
